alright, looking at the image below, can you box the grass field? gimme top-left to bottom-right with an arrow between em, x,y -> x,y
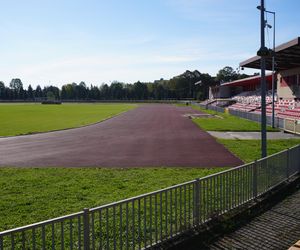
1,138 -> 299,230
218,139 -> 300,163
0,167 -> 225,231
1,102 -> 299,233
0,103 -> 136,136
190,105 -> 277,132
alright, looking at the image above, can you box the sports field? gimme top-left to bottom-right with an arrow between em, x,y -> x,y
1,103 -> 299,232
0,104 -> 242,167
0,103 -> 136,136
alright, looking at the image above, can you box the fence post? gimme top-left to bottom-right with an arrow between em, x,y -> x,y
194,178 -> 200,226
253,160 -> 258,199
83,208 -> 90,250
286,148 -> 290,180
298,146 -> 300,173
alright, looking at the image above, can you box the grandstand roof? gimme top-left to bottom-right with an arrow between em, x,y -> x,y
240,37 -> 300,71
221,74 -> 272,87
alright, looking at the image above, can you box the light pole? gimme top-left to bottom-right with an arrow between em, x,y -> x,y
257,7 -> 276,128
267,11 -> 276,128
257,0 -> 269,158
194,80 -> 202,100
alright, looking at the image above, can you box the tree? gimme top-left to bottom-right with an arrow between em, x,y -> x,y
19,86 -> 25,99
0,81 -> 5,99
27,85 -> 34,100
216,66 -> 238,83
61,84 -> 74,99
100,84 -> 110,99
9,78 -> 23,99
133,81 -> 148,99
46,91 -> 55,100
110,81 -> 124,99
89,85 -> 101,99
9,78 -> 23,91
0,67 -> 250,101
77,82 -> 87,99
35,85 -> 43,99
44,86 -> 60,100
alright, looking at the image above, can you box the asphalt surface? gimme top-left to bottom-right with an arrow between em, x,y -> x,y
0,104 -> 243,168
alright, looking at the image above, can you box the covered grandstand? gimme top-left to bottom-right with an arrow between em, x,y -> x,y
240,37 -> 300,100
209,74 -> 273,100
208,37 -> 300,123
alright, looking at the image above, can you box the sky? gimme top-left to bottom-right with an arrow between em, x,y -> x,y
0,0 -> 299,88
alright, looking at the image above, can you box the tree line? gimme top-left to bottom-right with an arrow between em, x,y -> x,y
0,66 -> 250,101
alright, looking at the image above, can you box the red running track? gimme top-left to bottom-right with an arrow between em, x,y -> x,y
0,104 -> 243,168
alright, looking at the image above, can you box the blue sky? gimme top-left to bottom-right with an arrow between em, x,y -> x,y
0,0 -> 299,88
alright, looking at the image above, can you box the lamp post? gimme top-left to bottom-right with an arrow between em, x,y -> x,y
257,0 -> 268,158
194,80 -> 202,100
257,7 -> 276,128
267,11 -> 276,128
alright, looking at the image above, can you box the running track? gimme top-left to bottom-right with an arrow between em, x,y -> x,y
0,104 -> 243,168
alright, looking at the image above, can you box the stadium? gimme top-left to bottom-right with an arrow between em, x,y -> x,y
207,37 -> 300,130
0,1 -> 300,250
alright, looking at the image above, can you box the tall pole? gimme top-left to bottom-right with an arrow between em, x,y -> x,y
271,12 -> 276,128
260,0 -> 267,158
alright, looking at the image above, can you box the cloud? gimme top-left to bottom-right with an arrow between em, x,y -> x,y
0,32 -> 258,87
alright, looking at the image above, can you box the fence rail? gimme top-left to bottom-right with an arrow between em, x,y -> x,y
196,102 -> 285,128
228,109 -> 285,128
201,104 -> 225,113
284,118 -> 300,135
1,146 -> 300,249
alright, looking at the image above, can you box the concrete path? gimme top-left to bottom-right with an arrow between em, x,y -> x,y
0,104 -> 242,168
209,188 -> 300,250
208,131 -> 300,140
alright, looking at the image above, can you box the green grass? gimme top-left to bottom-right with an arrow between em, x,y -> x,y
218,139 -> 300,163
0,167 -> 226,231
0,103 -> 136,136
1,102 -> 299,236
190,105 -> 277,132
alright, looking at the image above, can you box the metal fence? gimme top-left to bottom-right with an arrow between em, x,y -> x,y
284,118 -> 300,135
1,146 -> 300,250
197,104 -> 225,113
228,109 -> 285,129
196,103 -> 285,129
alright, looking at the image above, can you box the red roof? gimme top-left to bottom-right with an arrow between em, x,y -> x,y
221,74 -> 272,87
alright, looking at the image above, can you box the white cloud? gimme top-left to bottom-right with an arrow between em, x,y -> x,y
0,33 -> 259,88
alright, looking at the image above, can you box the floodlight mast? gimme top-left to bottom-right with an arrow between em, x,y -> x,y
267,11 -> 276,129
257,6 -> 276,129
257,0 -> 267,158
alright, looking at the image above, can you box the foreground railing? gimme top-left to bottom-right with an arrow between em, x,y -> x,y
1,146 -> 300,249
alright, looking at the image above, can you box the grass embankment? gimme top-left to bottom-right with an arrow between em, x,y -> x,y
177,104 -> 300,162
0,167 -> 225,231
191,105 -> 277,132
0,103 -> 136,136
218,139 -> 300,163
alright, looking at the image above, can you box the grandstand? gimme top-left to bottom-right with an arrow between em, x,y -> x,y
208,37 -> 300,121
